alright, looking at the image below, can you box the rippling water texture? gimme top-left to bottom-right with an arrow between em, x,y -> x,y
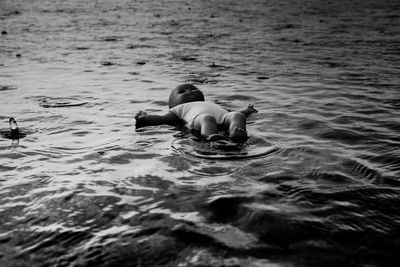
1,0 -> 400,266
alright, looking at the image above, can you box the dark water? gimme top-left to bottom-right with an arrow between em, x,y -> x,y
1,0 -> 400,266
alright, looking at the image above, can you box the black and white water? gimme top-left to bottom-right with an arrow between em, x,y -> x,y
1,0 -> 399,266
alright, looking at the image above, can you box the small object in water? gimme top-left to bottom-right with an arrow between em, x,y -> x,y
5,118 -> 26,139
7,118 -> 20,139
0,85 -> 17,91
101,61 -> 114,66
16,53 -> 21,57
103,37 -> 118,42
180,55 -> 197,61
136,61 -> 146,65
1,30 -> 7,35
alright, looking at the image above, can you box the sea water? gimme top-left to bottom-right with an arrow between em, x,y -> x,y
1,0 -> 399,266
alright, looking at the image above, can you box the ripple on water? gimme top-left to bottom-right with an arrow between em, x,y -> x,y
0,128 -> 28,140
171,136 -> 278,160
340,158 -> 383,183
222,94 -> 259,101
0,118 -> 33,140
275,183 -> 400,235
319,127 -> 371,144
38,97 -> 88,108
200,181 -> 400,259
183,71 -> 220,85
0,85 -> 17,91
161,153 -> 238,178
188,164 -> 236,177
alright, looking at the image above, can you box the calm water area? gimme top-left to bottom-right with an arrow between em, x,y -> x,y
1,0 -> 400,266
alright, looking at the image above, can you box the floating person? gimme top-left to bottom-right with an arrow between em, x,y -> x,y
135,84 -> 257,143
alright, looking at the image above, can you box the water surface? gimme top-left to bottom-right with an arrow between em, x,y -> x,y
1,0 -> 400,266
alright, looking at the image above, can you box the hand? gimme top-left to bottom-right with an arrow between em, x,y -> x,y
135,111 -> 148,128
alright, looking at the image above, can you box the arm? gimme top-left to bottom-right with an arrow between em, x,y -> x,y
135,111 -> 180,129
239,104 -> 258,117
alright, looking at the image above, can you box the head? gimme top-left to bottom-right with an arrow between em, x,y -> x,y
168,84 -> 205,108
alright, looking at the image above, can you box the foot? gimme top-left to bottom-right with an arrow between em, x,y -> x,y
230,127 -> 247,143
240,104 -> 258,117
206,134 -> 225,142
246,104 -> 258,114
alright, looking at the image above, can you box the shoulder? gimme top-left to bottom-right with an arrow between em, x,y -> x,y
170,101 -> 200,111
169,103 -> 185,113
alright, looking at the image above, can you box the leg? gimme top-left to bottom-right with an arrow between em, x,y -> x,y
193,114 -> 224,141
223,112 -> 247,143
